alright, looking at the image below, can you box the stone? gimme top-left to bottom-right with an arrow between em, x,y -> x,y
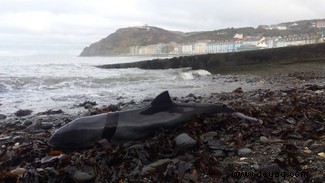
72,171 -> 94,183
39,122 -> 53,130
175,133 -> 196,149
0,114 -> 6,120
237,148 -> 252,156
259,136 -> 269,143
303,139 -> 314,147
310,144 -> 325,151
22,120 -> 33,126
310,174 -> 324,183
141,159 -> 171,175
213,150 -> 225,158
84,104 -> 93,109
15,109 -> 32,117
10,167 -> 27,176
200,131 -> 218,143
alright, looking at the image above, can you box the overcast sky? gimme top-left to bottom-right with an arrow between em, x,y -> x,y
0,0 -> 324,56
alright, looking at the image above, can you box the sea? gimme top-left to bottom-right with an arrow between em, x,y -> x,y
0,55 -> 260,115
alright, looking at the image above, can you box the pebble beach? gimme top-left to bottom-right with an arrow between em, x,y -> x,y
0,70 -> 324,182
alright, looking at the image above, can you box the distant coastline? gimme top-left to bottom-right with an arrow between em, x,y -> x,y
80,18 -> 325,57
97,43 -> 325,74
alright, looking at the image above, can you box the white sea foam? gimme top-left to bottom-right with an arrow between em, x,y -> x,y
0,55 -> 258,115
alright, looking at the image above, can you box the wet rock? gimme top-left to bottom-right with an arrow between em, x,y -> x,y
0,136 -> 12,144
252,164 -> 259,170
39,122 -> 53,130
310,144 -> 324,151
141,159 -> 171,176
79,101 -> 97,107
259,136 -> 269,144
303,139 -> 315,147
237,148 -> 252,156
310,174 -> 325,183
213,150 -> 226,158
107,104 -> 120,112
15,109 -> 33,117
22,120 -> 33,126
233,87 -> 243,93
175,133 -> 196,149
200,131 -> 218,143
287,132 -> 303,139
41,154 -> 68,164
38,109 -> 64,115
0,114 -> 6,120
84,104 -> 93,109
72,171 -> 94,183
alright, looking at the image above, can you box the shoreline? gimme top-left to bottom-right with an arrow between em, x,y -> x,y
97,43 -> 325,75
0,70 -> 324,182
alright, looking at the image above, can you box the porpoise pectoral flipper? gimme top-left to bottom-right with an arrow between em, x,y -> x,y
48,91 -> 235,149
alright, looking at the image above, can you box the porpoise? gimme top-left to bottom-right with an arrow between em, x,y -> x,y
48,91 -> 235,149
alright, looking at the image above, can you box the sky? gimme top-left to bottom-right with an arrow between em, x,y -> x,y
0,0 -> 324,56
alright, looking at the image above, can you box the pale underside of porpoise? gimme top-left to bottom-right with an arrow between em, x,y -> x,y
48,91 -> 235,149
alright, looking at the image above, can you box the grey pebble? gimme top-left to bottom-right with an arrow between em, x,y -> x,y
175,133 -> 196,149
303,139 -> 314,147
0,114 -> 6,120
200,131 -> 218,142
72,171 -> 94,183
237,148 -> 252,156
213,150 -> 225,157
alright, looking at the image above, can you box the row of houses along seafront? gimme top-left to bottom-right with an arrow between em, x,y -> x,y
128,34 -> 323,55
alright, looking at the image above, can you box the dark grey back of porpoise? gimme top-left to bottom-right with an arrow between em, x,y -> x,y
48,91 -> 234,149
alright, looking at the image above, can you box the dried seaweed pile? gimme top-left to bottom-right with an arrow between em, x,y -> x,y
0,84 -> 324,183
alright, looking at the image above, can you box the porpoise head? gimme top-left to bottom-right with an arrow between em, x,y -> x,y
48,113 -> 107,149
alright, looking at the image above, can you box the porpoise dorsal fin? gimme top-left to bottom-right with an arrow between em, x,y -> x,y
141,91 -> 176,115
151,90 -> 174,106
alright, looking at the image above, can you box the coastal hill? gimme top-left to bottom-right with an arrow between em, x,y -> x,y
80,18 -> 324,56
80,26 -> 184,56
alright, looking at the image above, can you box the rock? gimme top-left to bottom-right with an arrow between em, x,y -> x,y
0,136 -> 12,144
303,139 -> 314,147
310,144 -> 325,151
72,171 -> 94,183
41,154 -> 68,164
233,87 -> 243,93
287,132 -> 303,139
303,149 -> 312,154
259,136 -> 269,143
39,122 -> 53,130
252,164 -> 259,170
237,148 -> 252,156
15,109 -> 32,117
84,104 -> 93,109
0,114 -> 6,120
22,120 -> 33,126
175,133 -> 196,149
141,159 -> 171,175
200,131 -> 218,143
213,150 -> 225,158
318,152 -> 325,158
310,174 -> 325,183
79,101 -> 97,107
10,167 -> 27,176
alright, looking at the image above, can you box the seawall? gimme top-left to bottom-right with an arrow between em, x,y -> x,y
97,43 -> 325,74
